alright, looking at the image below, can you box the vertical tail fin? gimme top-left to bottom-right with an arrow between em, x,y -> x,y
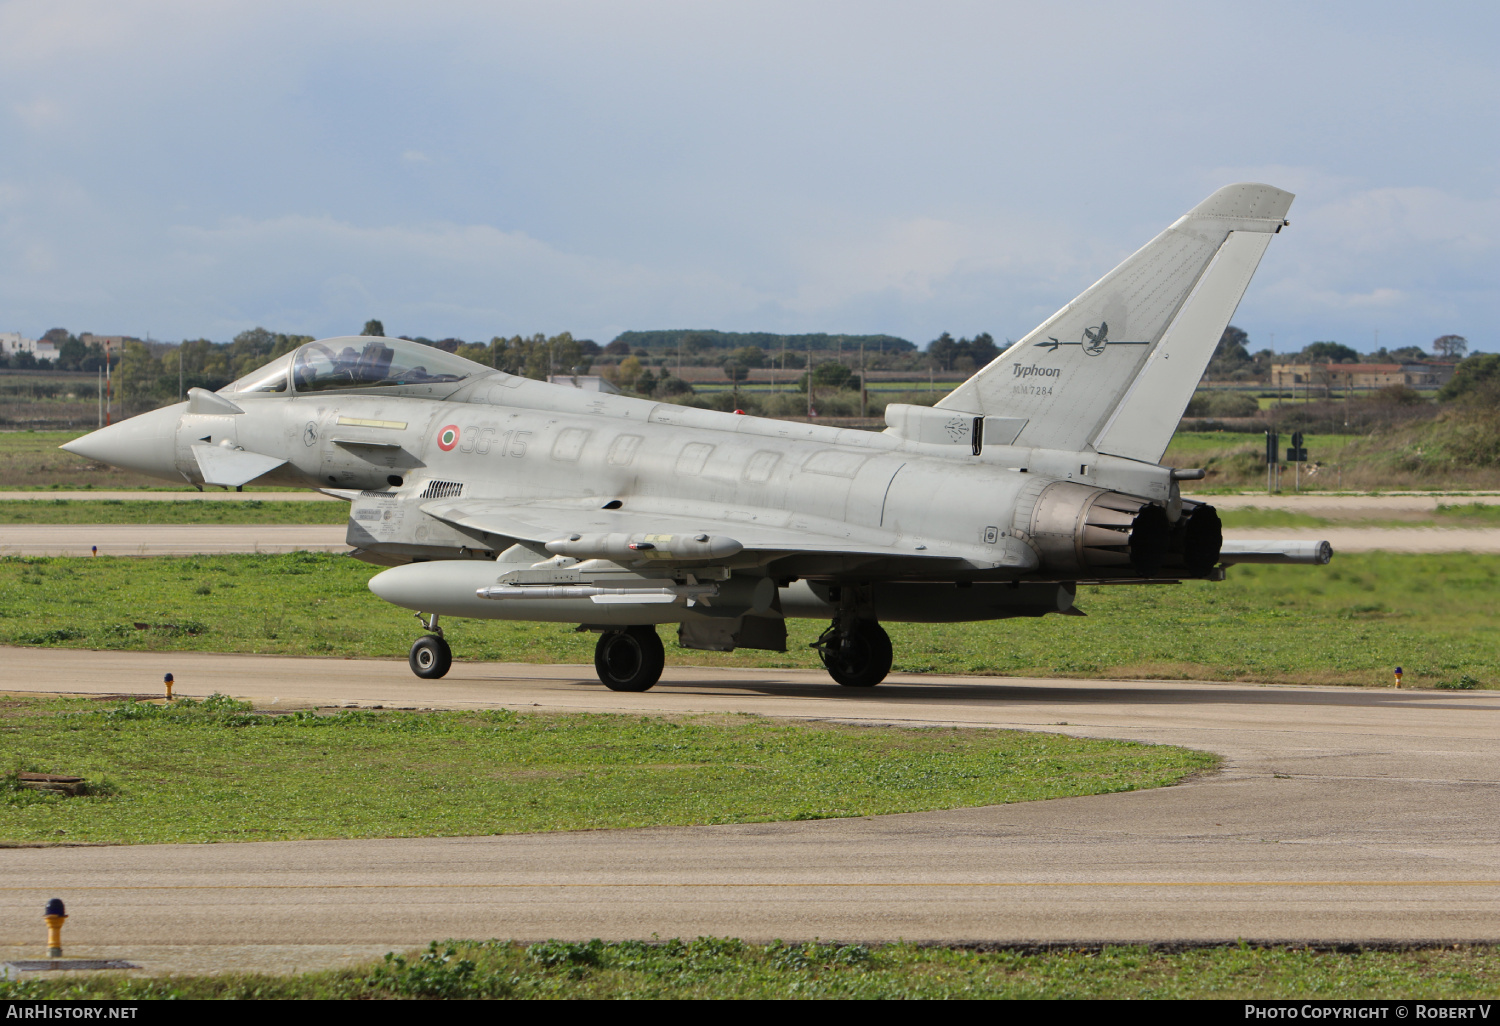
937,183 -> 1293,462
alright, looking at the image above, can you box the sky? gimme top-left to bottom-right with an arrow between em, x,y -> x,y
1,1 -> 1496,354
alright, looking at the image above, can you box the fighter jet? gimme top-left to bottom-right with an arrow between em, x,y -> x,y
63,182 -> 1329,691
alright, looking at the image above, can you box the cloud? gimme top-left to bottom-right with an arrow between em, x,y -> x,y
0,3 -> 1498,350
157,213 -> 770,339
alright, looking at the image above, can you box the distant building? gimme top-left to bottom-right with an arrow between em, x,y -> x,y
547,374 -> 621,394
0,332 -> 57,362
79,334 -> 135,357
0,331 -> 37,354
1271,362 -> 1455,392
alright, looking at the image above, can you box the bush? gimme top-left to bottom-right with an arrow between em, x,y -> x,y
1185,391 -> 1259,418
1436,674 -> 1482,690
19,627 -> 86,644
364,944 -> 509,998
1439,353 -> 1500,403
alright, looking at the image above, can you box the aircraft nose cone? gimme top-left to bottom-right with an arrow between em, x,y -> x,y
61,403 -> 186,483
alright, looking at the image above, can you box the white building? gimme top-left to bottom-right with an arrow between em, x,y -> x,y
0,333 -> 58,362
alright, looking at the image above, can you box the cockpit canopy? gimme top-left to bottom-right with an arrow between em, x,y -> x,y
225,337 -> 487,395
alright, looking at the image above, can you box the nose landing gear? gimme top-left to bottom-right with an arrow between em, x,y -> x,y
409,613 -> 452,679
594,626 -> 665,692
813,618 -> 892,688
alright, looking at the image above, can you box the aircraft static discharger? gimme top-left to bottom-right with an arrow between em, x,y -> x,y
63,183 -> 1331,691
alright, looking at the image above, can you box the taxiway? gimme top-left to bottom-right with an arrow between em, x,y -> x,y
2,647 -> 1495,970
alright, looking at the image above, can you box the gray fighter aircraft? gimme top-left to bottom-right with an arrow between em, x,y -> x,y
63,182 -> 1329,691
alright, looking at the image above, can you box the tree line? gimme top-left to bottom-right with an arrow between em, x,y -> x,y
1207,327 -> 1468,381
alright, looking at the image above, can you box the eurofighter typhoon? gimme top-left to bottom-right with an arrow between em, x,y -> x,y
64,183 -> 1329,691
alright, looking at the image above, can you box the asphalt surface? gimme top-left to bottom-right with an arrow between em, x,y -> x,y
2,648 -> 1496,974
1202,493 -> 1500,512
0,524 -> 348,556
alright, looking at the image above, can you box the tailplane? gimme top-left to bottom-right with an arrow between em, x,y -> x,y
937,183 -> 1293,463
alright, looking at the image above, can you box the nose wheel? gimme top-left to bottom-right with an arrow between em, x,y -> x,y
408,613 -> 452,679
814,618 -> 892,688
594,626 -> 665,692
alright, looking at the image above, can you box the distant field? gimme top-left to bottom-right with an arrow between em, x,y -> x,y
1,551 -> 1490,689
1163,429 -> 1500,492
0,429 -> 174,489
0,499 -> 347,524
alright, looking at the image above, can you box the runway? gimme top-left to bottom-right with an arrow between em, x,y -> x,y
0,491 -> 335,502
2,647 -> 1496,972
0,523 -> 348,556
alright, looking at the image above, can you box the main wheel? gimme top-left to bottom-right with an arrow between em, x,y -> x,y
409,634 -> 452,679
594,626 -> 665,692
819,620 -> 892,688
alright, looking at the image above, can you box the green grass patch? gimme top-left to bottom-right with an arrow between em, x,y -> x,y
0,695 -> 1209,844
1435,502 -> 1500,525
0,551 -> 1492,688
1217,502 -> 1500,529
0,498 -> 346,524
4,939 -> 1497,999
1217,507 -> 1333,529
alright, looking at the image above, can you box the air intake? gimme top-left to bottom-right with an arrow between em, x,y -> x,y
419,480 -> 464,499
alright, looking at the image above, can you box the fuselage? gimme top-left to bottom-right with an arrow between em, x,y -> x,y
64,339 -> 1216,632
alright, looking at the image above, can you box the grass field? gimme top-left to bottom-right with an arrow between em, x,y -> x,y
1165,430 -> 1364,458
3,939 -> 1495,1000
1167,422 -> 1500,492
0,430 -> 169,490
0,695 -> 1209,844
1218,502 -> 1500,529
0,498 -> 347,524
0,551 -> 1491,688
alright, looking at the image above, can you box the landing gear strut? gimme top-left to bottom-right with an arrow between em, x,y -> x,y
409,613 -> 452,679
594,626 -> 665,692
814,618 -> 892,688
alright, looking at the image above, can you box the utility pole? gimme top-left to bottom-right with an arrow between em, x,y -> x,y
178,343 -> 184,401
860,342 -> 867,419
806,341 -> 814,418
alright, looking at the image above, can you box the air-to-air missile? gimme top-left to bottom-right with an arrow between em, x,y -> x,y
64,183 -> 1329,691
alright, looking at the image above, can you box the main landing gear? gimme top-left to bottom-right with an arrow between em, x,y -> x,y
409,613 -> 452,679
813,618 -> 893,688
594,626 -> 666,692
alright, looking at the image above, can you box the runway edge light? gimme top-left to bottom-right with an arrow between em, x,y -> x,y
44,898 -> 66,958
1394,666 -> 1403,688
